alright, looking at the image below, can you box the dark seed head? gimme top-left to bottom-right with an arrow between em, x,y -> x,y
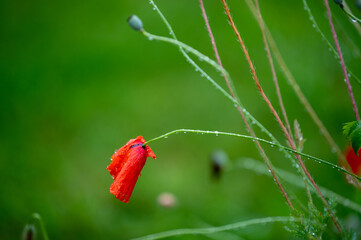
127,15 -> 143,31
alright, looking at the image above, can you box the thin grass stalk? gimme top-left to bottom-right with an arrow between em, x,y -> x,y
220,0 -> 342,233
324,0 -> 360,121
253,0 -> 293,143
244,0 -> 351,174
252,0 -> 315,210
198,0 -> 294,209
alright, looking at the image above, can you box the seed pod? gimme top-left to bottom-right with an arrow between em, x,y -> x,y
127,15 -> 143,31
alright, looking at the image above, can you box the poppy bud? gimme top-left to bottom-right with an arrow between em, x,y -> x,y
127,15 -> 143,31
210,149 -> 228,179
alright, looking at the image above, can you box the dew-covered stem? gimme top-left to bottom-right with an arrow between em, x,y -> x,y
144,128 -> 361,182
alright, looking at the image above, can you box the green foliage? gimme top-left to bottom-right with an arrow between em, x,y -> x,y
343,121 -> 361,155
286,200 -> 337,239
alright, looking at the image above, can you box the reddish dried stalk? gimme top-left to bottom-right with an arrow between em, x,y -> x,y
324,0 -> 360,121
221,0 -> 341,233
253,0 -> 293,142
253,0 -> 316,204
199,0 -> 294,210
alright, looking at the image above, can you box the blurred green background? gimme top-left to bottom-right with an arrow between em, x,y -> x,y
1,0 -> 361,239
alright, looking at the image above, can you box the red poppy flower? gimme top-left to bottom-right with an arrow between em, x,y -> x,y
107,136 -> 156,203
344,146 -> 361,176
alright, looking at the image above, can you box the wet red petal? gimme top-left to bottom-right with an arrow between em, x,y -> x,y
107,136 -> 156,203
345,146 -> 361,176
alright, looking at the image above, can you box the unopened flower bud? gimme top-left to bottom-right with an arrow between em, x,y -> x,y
127,15 -> 143,31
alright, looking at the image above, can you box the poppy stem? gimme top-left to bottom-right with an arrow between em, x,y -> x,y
144,128 -> 361,182
141,30 -> 231,81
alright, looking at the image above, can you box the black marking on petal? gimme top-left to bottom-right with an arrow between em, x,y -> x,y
130,143 -> 143,149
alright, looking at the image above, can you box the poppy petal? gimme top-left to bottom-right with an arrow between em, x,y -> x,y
107,136 -> 156,203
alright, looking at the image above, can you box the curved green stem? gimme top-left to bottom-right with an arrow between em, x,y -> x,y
142,30 -> 231,80
342,8 -> 361,24
144,129 -> 361,182
131,216 -> 298,240
31,213 -> 50,240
